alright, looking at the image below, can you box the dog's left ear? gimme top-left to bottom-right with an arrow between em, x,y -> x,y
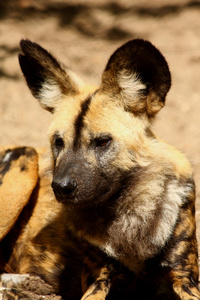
100,39 -> 171,116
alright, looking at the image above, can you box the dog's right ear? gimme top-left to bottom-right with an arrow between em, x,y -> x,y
19,40 -> 80,113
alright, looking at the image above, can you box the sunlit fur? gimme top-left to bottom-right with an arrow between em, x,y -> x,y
0,38 -> 198,300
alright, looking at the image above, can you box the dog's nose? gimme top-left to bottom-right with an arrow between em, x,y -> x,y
51,176 -> 77,197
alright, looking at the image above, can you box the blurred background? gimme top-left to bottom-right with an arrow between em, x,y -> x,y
0,0 -> 200,251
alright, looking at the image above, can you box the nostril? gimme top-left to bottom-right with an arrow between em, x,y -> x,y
64,179 -> 77,191
61,179 -> 77,195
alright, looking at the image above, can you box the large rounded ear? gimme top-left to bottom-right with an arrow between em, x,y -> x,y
19,40 -> 80,113
100,39 -> 171,116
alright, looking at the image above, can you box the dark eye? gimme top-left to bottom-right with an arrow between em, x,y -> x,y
95,136 -> 112,148
52,133 -> 64,159
55,137 -> 64,149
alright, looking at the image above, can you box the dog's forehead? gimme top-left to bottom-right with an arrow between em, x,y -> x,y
85,93 -> 148,137
50,89 -> 93,127
50,89 -> 148,145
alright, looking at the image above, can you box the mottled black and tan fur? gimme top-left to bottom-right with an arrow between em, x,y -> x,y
0,39 -> 199,299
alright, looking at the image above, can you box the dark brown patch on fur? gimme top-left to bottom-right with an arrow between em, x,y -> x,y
0,147 -> 33,185
145,127 -> 156,139
20,163 -> 27,172
73,95 -> 92,150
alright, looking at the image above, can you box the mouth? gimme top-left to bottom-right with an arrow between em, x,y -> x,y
55,194 -> 81,206
52,189 -> 79,204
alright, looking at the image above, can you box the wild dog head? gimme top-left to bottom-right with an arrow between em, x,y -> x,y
19,39 -> 171,206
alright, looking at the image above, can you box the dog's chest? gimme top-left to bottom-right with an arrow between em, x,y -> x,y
100,179 -> 191,271
67,176 -> 191,273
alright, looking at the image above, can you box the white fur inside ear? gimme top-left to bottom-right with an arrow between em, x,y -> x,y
118,69 -> 146,101
39,80 -> 62,108
67,69 -> 84,87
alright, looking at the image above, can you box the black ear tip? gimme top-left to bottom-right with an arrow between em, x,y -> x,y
19,39 -> 43,56
20,39 -> 27,46
20,39 -> 32,51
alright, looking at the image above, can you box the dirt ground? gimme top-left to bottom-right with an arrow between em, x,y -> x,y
1,0 -> 200,298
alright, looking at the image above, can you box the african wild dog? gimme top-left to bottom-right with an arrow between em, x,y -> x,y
0,38 -> 199,299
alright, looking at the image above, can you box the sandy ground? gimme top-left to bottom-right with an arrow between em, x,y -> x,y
1,0 -> 200,298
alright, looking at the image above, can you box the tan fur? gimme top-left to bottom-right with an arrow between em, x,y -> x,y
81,266 -> 111,300
0,38 -> 199,300
0,147 -> 38,241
